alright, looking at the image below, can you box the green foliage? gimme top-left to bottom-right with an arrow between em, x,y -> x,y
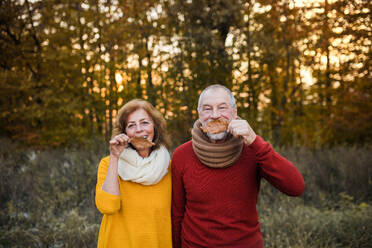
0,0 -> 371,148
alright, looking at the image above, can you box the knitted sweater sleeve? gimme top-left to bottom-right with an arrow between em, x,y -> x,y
95,156 -> 121,214
250,136 -> 305,196
171,147 -> 186,248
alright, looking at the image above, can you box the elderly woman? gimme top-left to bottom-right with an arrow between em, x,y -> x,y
95,99 -> 172,248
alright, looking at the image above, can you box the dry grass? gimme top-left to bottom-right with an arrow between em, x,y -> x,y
0,139 -> 371,247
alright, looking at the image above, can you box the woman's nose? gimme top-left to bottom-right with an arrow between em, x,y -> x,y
135,124 -> 144,132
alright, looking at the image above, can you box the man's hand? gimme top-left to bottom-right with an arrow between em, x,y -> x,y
228,119 -> 257,145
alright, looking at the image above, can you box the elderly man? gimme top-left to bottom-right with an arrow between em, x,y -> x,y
171,84 -> 305,248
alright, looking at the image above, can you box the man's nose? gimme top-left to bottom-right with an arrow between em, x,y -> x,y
211,108 -> 220,119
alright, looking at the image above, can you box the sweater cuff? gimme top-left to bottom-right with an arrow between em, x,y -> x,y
95,188 -> 121,214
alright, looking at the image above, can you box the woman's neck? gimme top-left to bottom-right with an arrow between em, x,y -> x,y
137,148 -> 151,158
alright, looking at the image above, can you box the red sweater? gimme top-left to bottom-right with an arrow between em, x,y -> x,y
171,136 -> 305,248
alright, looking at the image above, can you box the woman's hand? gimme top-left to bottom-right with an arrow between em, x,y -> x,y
101,134 -> 128,196
110,133 -> 130,158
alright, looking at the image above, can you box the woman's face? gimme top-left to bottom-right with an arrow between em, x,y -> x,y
125,108 -> 155,144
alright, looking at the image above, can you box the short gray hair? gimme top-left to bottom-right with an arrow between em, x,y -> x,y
197,84 -> 236,112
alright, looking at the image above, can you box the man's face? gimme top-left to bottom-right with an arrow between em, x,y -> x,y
198,88 -> 237,140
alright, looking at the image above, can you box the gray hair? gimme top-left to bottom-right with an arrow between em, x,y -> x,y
197,84 -> 236,112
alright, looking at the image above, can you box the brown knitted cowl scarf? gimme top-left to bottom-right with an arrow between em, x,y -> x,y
191,119 -> 244,168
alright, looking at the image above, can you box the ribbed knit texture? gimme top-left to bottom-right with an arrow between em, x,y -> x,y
171,136 -> 305,248
95,156 -> 172,248
191,119 -> 243,168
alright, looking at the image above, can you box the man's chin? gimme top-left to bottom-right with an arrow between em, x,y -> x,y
207,132 -> 228,141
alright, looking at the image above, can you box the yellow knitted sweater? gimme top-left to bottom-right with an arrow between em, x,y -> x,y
95,156 -> 172,248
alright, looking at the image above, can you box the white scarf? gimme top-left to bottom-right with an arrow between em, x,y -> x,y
117,145 -> 170,186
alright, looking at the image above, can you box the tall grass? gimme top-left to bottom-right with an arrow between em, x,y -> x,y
0,138 -> 371,247
0,138 -> 105,247
259,145 -> 372,248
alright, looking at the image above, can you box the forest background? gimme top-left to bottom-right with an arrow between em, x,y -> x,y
0,0 -> 371,247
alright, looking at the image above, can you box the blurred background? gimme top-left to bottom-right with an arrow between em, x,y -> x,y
0,0 -> 371,247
